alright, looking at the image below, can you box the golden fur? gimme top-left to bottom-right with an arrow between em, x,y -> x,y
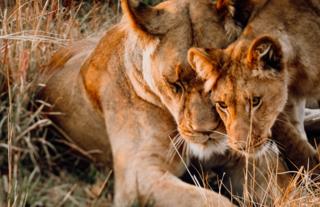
41,0 -> 241,206
41,0 -> 292,205
189,0 -> 320,174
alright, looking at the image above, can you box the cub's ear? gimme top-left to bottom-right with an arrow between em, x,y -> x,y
247,36 -> 283,72
121,0 -> 170,37
188,48 -> 222,92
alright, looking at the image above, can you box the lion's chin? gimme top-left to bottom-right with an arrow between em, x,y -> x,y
189,139 -> 228,161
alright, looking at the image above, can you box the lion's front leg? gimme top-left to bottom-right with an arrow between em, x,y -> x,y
106,116 -> 234,207
110,138 -> 235,207
284,97 -> 307,139
272,112 -> 319,174
304,108 -> 320,135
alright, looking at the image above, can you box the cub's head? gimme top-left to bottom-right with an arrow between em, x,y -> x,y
121,0 -> 244,159
188,36 -> 288,156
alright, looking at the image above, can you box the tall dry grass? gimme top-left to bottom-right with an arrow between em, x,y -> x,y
1,0 -> 320,207
0,1 -> 118,206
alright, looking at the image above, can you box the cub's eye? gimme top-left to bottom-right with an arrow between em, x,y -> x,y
171,82 -> 183,94
217,101 -> 227,109
252,96 -> 261,107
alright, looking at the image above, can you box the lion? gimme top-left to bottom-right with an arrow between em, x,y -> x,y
188,0 -> 320,174
41,0 -> 242,206
41,0 -> 293,206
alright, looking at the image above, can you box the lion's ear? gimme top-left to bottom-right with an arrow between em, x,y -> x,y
188,48 -> 214,80
216,0 -> 254,28
121,0 -> 169,37
188,48 -> 221,92
247,36 -> 283,72
216,0 -> 235,17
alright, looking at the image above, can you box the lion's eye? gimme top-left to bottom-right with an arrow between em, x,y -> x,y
252,96 -> 261,107
171,82 -> 183,94
217,101 -> 227,109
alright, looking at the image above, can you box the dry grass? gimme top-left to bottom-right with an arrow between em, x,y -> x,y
0,1 -> 118,206
1,0 -> 320,207
241,159 -> 320,206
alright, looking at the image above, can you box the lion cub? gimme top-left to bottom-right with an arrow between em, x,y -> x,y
188,0 -> 320,173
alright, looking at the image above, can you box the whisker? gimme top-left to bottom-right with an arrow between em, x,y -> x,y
166,133 -> 182,163
169,128 -> 179,134
267,137 -> 285,152
207,130 -> 230,138
167,135 -> 188,166
168,134 -> 207,201
181,137 -> 188,161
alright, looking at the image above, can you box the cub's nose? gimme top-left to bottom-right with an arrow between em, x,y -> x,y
229,138 -> 264,154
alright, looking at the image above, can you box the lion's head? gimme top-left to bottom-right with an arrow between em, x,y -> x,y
121,0 -> 243,159
188,36 -> 288,156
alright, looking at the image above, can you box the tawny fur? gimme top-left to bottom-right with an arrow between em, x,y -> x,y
41,0 -> 292,206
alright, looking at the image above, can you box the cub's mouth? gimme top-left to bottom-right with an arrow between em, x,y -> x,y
178,121 -> 229,160
231,139 -> 279,158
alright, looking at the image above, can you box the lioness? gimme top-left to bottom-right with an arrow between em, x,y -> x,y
188,0 -> 320,172
42,0 -> 296,205
42,0 -> 244,206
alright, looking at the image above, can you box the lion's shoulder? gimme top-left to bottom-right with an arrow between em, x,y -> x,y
43,35 -> 103,74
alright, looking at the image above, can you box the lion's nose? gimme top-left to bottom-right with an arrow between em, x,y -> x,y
192,129 -> 213,136
192,121 -> 219,133
193,127 -> 213,136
